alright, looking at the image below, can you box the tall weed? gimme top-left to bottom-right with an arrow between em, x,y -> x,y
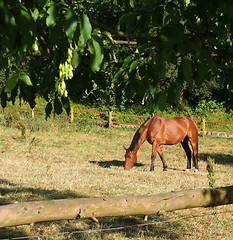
206,156 -> 216,188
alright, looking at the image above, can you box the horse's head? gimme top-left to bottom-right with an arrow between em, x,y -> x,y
123,146 -> 137,170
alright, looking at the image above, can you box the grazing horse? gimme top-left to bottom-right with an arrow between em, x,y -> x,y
124,115 -> 198,171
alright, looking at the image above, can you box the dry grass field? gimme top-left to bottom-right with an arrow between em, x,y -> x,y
0,112 -> 232,239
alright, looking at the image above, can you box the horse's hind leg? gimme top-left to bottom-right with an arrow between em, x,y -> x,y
181,136 -> 192,170
189,135 -> 198,170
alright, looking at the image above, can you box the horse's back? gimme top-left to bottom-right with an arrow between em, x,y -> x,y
154,115 -> 196,129
147,115 -> 197,145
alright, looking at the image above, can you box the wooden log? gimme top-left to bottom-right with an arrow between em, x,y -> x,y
0,186 -> 232,228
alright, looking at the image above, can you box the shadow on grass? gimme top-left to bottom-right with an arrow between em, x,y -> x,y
199,153 -> 233,165
90,159 -> 145,168
0,179 -> 85,205
0,178 -> 87,239
28,215 -> 183,240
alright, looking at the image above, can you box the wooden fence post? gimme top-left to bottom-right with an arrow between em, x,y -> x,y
31,108 -> 34,119
108,111 -> 113,127
70,107 -> 74,123
203,119 -> 206,138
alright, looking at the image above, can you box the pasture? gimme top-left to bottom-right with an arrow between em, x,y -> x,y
0,113 -> 232,239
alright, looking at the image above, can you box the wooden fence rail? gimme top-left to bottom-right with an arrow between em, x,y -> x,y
1,102 -> 233,137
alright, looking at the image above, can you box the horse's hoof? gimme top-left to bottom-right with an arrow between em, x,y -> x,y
194,169 -> 199,172
163,168 -> 167,172
185,169 -> 190,172
124,166 -> 131,171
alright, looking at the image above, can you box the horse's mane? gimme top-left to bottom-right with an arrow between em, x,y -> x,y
129,116 -> 152,151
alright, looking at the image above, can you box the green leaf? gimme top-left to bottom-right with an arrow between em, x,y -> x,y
54,98 -> 63,115
87,40 -> 94,54
79,13 -> 92,48
10,86 -> 18,104
29,98 -> 36,109
160,22 -> 184,50
93,72 -> 106,88
61,97 -> 70,115
71,51 -> 81,69
1,89 -> 7,108
152,6 -> 164,26
125,82 -> 134,99
137,12 -> 150,45
49,25 -> 62,45
197,61 -> 208,88
148,83 -> 156,96
113,68 -> 124,81
17,5 -> 36,41
19,73 -> 33,86
126,12 -> 137,34
46,4 -> 57,27
206,56 -> 218,75
138,11 -> 150,32
31,8 -> 39,21
130,0 -> 134,8
45,102 -> 52,119
5,73 -> 18,92
103,31 -> 114,43
152,91 -> 167,111
129,59 -> 140,73
122,55 -> 133,68
65,10 -> 78,40
167,84 -> 180,104
90,38 -> 103,72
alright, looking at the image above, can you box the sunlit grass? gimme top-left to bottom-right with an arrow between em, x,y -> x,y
0,112 -> 232,239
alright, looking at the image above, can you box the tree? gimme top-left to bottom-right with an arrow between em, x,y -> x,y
1,0 -> 233,115
109,0 -> 233,110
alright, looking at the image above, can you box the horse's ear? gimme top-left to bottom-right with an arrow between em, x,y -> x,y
123,146 -> 128,151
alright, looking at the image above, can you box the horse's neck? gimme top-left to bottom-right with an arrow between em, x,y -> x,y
129,125 -> 148,153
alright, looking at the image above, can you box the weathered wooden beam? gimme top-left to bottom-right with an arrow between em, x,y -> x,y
0,186 -> 232,228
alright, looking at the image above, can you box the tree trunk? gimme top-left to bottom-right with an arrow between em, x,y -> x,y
0,186 -> 232,228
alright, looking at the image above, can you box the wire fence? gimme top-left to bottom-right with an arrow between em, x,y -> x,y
1,101 -> 233,137
1,210 -> 232,240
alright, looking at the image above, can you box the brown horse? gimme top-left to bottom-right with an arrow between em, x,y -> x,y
124,115 -> 198,171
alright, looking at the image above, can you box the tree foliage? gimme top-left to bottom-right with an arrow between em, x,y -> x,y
0,0 -> 233,116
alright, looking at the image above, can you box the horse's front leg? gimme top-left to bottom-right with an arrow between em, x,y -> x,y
150,143 -> 157,171
150,152 -> 156,171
